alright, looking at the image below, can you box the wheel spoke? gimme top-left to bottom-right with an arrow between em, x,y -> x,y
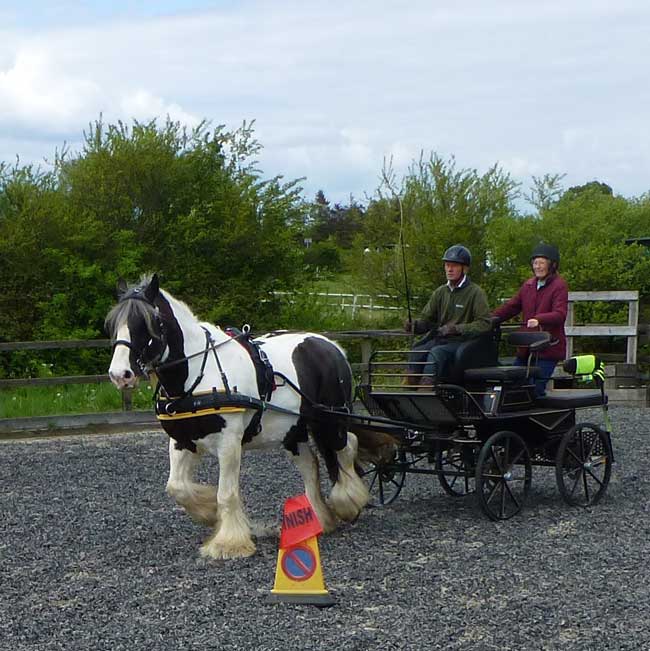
504,480 -> 521,510
509,447 -> 525,468
567,468 -> 583,497
490,447 -> 504,474
582,467 -> 591,503
584,467 -> 604,487
584,434 -> 598,460
500,478 -> 507,517
485,479 -> 501,506
566,447 -> 584,466
386,476 -> 402,490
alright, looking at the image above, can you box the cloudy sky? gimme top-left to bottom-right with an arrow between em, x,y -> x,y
1,0 -> 649,207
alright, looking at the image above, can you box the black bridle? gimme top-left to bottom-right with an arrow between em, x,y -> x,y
112,319 -> 240,404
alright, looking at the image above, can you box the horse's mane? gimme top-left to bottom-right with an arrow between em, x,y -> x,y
104,276 -> 199,339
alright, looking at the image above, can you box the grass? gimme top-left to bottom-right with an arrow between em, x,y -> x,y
0,382 -> 155,418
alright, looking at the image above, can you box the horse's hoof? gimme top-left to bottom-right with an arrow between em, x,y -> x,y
199,540 -> 256,560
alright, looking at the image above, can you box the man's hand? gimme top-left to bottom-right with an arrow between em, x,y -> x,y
438,323 -> 460,337
527,318 -> 540,329
403,319 -> 413,333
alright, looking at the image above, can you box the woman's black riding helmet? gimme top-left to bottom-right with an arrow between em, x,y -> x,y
530,243 -> 560,270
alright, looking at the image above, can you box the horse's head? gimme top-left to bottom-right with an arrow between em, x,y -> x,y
105,274 -> 168,389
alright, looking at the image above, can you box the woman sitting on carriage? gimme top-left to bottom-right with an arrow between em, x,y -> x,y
491,243 -> 568,397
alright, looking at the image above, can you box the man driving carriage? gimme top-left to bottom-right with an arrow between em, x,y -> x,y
403,244 -> 492,387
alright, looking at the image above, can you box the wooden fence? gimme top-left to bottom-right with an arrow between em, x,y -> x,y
565,291 -> 639,364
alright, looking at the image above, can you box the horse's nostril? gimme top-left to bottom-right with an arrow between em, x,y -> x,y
124,370 -> 132,379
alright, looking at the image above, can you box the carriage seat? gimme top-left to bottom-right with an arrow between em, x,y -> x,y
464,365 -> 542,384
534,390 -> 604,409
438,330 -> 499,384
462,330 -> 551,385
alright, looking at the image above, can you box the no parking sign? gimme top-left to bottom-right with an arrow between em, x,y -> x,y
268,495 -> 335,607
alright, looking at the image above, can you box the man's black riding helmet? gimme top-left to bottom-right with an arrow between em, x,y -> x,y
530,243 -> 560,267
442,244 -> 471,266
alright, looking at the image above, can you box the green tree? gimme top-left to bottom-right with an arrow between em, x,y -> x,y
349,154 -> 520,308
0,118 -> 306,351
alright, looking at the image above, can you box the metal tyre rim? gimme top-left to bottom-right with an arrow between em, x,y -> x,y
555,422 -> 612,507
475,430 -> 531,521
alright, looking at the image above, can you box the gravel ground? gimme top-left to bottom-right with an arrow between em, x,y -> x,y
1,405 -> 649,650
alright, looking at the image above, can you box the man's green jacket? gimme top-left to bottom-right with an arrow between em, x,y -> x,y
413,278 -> 491,338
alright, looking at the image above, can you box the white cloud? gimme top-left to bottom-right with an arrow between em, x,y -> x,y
0,0 -> 649,203
119,90 -> 200,127
0,48 -> 101,130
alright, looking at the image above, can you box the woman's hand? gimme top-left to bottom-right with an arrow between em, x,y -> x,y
527,318 -> 540,328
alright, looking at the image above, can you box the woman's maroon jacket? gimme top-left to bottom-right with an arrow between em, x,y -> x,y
492,274 -> 569,361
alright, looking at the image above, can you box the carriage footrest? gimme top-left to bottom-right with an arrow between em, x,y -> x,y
534,390 -> 604,409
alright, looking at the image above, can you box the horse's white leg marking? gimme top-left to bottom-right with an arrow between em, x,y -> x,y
200,429 -> 255,560
329,432 -> 370,522
289,441 -> 337,534
165,439 -> 218,527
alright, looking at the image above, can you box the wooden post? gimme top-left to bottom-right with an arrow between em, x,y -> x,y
628,297 -> 639,365
566,300 -> 575,359
360,340 -> 372,385
121,388 -> 133,411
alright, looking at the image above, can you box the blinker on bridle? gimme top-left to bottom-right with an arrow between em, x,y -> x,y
111,290 -> 167,378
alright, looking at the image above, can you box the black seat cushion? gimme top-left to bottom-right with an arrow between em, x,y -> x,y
534,390 -> 604,409
464,365 -> 542,384
440,332 -> 499,384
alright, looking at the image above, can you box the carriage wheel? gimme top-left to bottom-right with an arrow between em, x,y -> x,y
359,451 -> 406,507
555,423 -> 612,507
435,444 -> 476,497
475,431 -> 531,520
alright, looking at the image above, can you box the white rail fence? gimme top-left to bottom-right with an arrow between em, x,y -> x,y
270,291 -> 405,317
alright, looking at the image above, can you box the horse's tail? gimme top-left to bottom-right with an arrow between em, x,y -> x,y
348,424 -> 399,467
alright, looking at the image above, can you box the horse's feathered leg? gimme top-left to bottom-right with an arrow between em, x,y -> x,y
200,426 -> 255,560
328,431 -> 370,521
166,440 -> 218,527
289,441 -> 337,533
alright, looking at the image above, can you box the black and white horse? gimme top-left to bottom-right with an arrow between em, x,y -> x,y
106,275 -> 385,560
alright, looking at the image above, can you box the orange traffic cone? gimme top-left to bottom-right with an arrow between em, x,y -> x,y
268,495 -> 335,607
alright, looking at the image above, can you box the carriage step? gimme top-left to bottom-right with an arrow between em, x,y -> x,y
534,390 -> 604,409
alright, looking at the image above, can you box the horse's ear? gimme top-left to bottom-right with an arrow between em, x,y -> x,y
116,278 -> 128,299
144,274 -> 160,303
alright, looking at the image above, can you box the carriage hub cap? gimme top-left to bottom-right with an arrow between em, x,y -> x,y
503,471 -> 513,481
